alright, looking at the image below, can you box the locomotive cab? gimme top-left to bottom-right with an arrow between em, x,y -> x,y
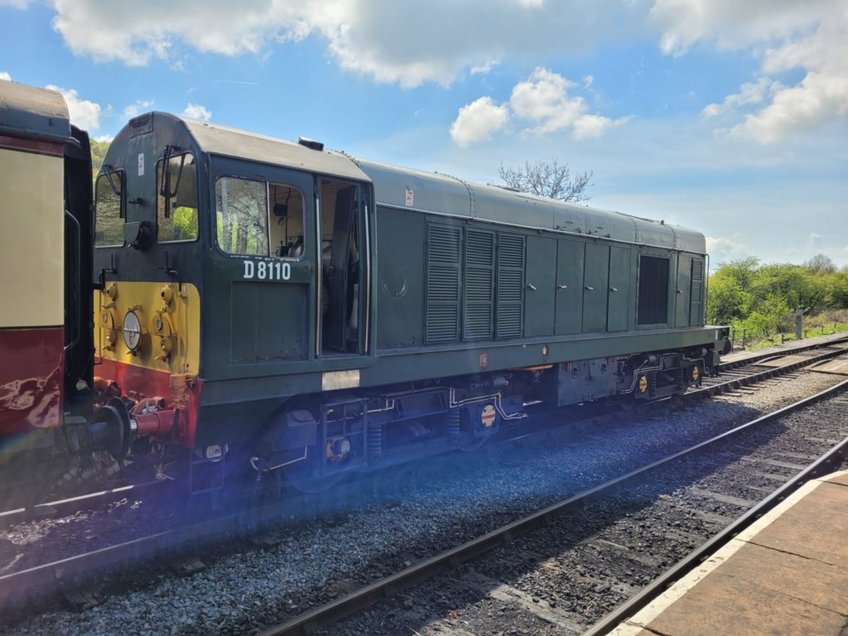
93,113 -> 375,479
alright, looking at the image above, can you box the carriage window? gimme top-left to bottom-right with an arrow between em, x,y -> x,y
157,152 -> 198,242
94,170 -> 124,247
215,177 -> 305,258
637,255 -> 670,325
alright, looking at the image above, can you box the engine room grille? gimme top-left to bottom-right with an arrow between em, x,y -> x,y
689,257 -> 705,326
425,223 -> 461,342
496,233 -> 525,338
463,230 -> 495,340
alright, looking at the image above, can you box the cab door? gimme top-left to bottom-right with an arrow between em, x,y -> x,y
205,157 -> 317,375
319,178 -> 371,356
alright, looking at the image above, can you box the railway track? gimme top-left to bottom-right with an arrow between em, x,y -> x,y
260,376 -> 848,635
2,337 -> 847,628
4,335 -> 846,527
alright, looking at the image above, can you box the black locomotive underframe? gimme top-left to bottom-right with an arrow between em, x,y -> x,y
241,344 -> 715,483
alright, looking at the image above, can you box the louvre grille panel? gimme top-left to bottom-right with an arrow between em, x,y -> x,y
465,269 -> 493,301
463,230 -> 495,340
496,305 -> 522,336
426,307 -> 460,342
427,267 -> 460,299
425,224 -> 461,343
498,235 -> 524,268
496,233 -> 525,339
497,270 -> 523,302
689,257 -> 705,326
428,225 -> 461,261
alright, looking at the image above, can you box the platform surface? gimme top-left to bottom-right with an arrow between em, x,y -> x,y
611,470 -> 848,636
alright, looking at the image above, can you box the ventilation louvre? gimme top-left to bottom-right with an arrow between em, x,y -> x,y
463,230 -> 495,340
496,233 -> 525,338
425,224 -> 461,343
689,257 -> 705,326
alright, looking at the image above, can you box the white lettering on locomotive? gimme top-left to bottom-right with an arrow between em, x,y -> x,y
242,260 -> 291,281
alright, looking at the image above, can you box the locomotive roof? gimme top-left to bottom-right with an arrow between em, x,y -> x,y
0,81 -> 71,143
355,158 -> 706,254
179,116 -> 371,183
121,114 -> 705,254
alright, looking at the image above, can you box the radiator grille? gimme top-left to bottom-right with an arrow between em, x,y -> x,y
425,224 -> 461,343
463,230 -> 495,340
689,257 -> 705,326
496,233 -> 525,338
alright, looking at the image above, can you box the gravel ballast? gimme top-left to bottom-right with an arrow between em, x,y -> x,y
3,366 -> 845,635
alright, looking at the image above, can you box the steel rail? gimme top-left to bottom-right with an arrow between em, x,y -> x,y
691,341 -> 848,398
1,345 -> 845,615
258,376 -> 848,636
0,488 -> 317,613
583,401 -> 848,634
0,479 -> 166,530
717,333 -> 848,371
2,336 -> 842,528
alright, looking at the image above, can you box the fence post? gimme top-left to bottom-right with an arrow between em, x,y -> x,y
742,328 -> 747,349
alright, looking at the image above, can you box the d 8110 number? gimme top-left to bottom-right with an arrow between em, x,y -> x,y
243,260 -> 291,281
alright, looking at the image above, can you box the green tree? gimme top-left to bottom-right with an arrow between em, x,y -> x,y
90,138 -> 110,178
707,272 -> 750,324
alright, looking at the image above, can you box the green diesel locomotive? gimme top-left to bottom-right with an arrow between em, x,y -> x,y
92,112 -> 729,489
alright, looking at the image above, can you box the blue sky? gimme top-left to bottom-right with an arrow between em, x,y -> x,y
2,0 -> 846,268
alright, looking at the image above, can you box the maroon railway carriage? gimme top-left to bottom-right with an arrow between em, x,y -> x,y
0,81 -> 94,467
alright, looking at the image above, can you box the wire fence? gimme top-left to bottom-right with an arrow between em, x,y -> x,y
729,323 -> 843,351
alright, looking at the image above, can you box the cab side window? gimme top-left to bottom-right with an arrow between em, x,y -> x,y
94,170 -> 125,247
157,152 -> 198,242
215,176 -> 304,258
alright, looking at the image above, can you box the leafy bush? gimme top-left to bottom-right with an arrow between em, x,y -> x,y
709,254 -> 848,348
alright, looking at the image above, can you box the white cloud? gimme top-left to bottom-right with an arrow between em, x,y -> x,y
702,78 -> 782,118
122,99 -> 154,119
654,0 -> 848,143
450,97 -> 509,147
451,68 -> 627,147
731,72 -> 848,143
509,68 -> 580,131
43,1 -> 639,86
706,235 -> 754,265
45,84 -> 101,130
0,71 -> 11,81
0,0 -> 30,8
470,60 -> 498,75
182,102 -> 211,121
650,0 -> 827,56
